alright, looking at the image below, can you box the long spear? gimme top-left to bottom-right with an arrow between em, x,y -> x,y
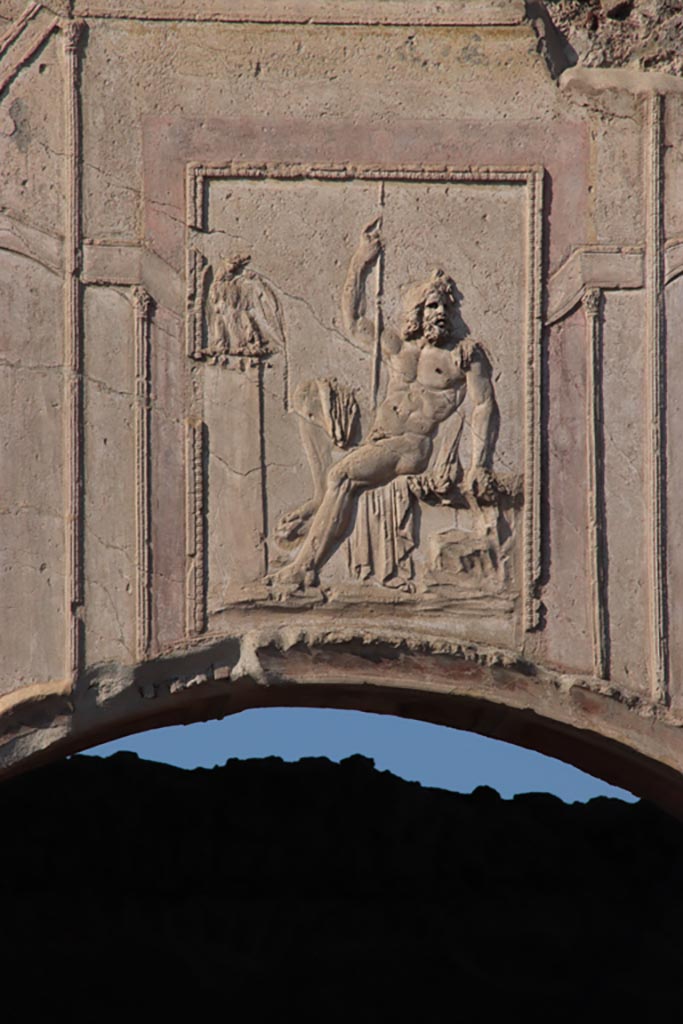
371,181 -> 385,409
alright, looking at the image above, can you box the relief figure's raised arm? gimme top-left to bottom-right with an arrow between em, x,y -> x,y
342,219 -> 401,356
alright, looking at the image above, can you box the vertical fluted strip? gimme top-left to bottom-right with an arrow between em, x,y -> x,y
63,19 -> 84,685
134,287 -> 153,659
583,288 -> 609,679
646,92 -> 669,704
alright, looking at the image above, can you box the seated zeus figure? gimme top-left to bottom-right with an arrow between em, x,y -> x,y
272,219 -> 500,590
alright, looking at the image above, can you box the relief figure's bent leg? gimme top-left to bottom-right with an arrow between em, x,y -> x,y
275,383 -> 337,543
274,434 -> 431,585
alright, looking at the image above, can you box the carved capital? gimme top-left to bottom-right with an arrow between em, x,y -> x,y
582,287 -> 602,318
133,286 -> 153,318
62,19 -> 84,53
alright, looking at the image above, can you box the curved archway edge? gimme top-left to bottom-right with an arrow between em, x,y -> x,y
5,6 -> 683,823
3,637 -> 683,819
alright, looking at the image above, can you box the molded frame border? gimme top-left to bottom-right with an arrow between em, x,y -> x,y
184,162 -> 544,636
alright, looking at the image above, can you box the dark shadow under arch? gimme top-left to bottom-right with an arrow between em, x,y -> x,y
3,639 -> 683,819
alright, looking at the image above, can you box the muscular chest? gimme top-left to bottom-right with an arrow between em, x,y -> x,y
414,346 -> 463,391
392,342 -> 465,388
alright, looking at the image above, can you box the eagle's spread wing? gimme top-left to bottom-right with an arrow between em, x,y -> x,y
243,271 -> 285,352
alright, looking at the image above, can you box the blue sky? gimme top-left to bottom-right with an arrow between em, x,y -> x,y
88,707 -> 636,804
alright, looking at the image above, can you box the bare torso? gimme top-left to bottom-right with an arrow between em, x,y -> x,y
369,339 -> 467,441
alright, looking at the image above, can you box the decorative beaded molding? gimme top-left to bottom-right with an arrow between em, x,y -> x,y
185,161 -> 544,633
185,418 -> 207,637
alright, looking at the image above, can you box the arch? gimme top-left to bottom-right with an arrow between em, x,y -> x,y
3,639 -> 683,819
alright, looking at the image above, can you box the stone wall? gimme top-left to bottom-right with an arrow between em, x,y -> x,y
2,2 -> 683,813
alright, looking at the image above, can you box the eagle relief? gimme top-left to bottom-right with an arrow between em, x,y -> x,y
193,201 -> 523,624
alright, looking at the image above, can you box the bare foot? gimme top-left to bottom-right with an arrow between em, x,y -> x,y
268,562 -> 318,592
383,575 -> 415,594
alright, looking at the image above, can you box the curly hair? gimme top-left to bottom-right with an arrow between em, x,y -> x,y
400,269 -> 459,341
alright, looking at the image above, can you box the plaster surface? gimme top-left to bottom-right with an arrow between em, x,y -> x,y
2,1 -> 683,814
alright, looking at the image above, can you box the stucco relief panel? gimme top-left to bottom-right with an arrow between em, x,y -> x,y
177,165 -> 543,649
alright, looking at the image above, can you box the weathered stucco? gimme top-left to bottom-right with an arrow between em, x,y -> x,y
2,1 -> 683,814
